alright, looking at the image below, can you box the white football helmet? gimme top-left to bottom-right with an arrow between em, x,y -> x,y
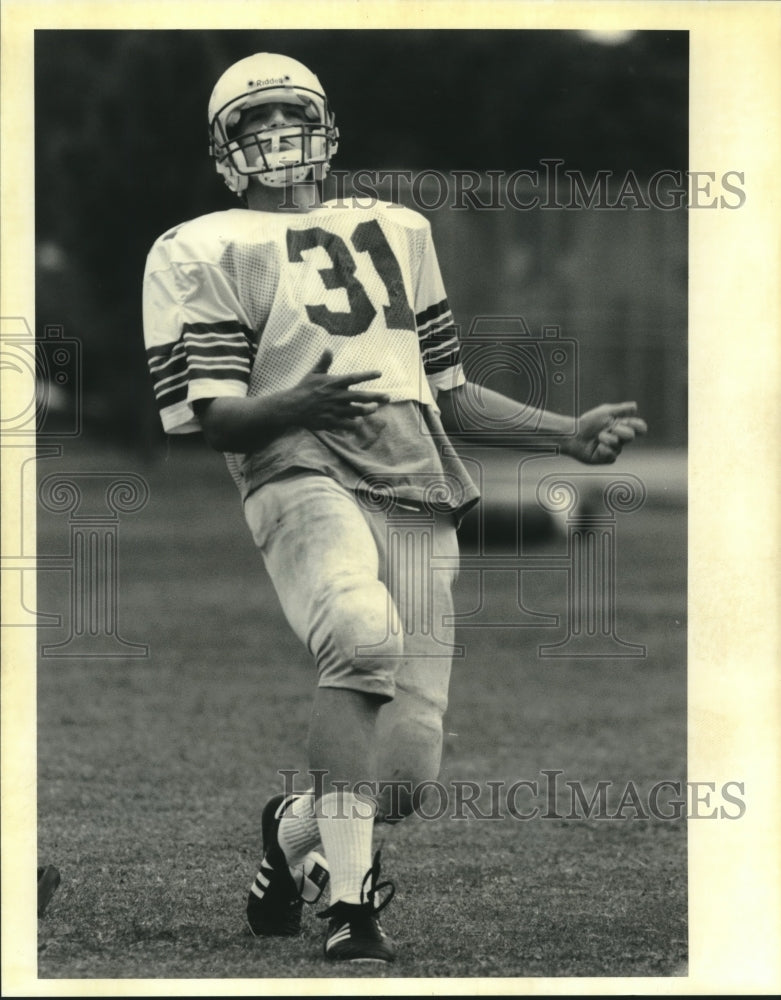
208,52 -> 339,194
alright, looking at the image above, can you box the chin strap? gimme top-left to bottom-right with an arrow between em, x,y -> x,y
256,164 -> 314,189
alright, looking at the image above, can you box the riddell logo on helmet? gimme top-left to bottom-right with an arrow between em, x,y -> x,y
247,75 -> 291,87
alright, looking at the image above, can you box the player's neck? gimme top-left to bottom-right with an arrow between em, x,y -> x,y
245,180 -> 322,214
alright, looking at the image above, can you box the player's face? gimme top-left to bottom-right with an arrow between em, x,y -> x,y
236,102 -> 310,151
231,100 -> 319,196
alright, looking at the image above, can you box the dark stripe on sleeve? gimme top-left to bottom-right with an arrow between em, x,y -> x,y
423,347 -> 461,374
181,320 -> 254,337
146,321 -> 253,410
419,322 -> 457,350
155,381 -> 188,406
415,298 -> 450,329
147,342 -> 181,365
420,320 -> 461,374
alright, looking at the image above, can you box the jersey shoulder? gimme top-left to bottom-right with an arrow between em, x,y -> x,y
145,209 -> 260,270
374,201 -> 431,232
321,198 -> 431,235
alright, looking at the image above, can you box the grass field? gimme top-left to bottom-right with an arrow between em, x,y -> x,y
35,440 -> 687,982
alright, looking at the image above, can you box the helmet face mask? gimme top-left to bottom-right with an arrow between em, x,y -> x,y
208,53 -> 338,194
223,109 -> 331,189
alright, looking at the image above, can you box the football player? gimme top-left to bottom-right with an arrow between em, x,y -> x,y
143,52 -> 646,964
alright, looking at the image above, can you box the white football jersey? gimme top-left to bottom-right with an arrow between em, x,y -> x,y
143,201 -> 464,436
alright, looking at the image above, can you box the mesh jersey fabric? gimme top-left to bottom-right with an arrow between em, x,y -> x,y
143,200 -> 479,516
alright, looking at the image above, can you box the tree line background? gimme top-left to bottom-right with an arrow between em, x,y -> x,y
34,29 -> 688,451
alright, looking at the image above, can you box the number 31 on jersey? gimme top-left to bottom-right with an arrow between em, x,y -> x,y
287,219 -> 415,338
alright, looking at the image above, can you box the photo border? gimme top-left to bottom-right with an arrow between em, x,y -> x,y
2,1 -> 779,995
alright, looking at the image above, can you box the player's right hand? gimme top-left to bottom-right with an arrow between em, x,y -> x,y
289,349 -> 391,431
566,401 -> 648,464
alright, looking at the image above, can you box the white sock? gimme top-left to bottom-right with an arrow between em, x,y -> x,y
278,792 -> 322,867
316,790 -> 376,905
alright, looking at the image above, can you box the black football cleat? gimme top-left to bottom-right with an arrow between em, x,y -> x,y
318,850 -> 396,963
37,865 -> 61,918
246,793 -> 328,937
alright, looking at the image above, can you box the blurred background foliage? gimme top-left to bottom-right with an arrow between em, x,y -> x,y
35,29 -> 688,451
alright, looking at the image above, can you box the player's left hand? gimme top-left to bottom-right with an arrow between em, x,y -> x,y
565,402 -> 648,464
